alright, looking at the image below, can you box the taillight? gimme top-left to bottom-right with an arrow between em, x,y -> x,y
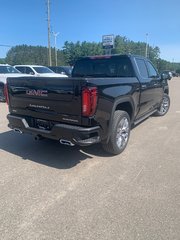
4,84 -> 9,105
82,87 -> 98,117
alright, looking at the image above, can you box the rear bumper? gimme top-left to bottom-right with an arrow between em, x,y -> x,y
7,114 -> 101,146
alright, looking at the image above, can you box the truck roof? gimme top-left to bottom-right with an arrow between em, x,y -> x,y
80,54 -> 147,60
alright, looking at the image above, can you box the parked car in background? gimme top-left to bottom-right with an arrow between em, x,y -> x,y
0,64 -> 28,102
161,70 -> 173,80
14,65 -> 68,77
48,66 -> 73,77
171,71 -> 179,77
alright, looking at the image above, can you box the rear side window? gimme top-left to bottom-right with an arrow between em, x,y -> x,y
25,67 -> 34,74
146,61 -> 158,77
135,59 -> 148,78
72,57 -> 135,78
15,66 -> 26,73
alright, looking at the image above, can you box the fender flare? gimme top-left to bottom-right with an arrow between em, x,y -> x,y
105,96 -> 135,143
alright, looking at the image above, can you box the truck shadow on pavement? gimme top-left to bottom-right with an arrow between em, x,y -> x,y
0,130 -> 109,169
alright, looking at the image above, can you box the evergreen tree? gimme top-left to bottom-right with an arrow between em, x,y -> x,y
4,36 -> 180,72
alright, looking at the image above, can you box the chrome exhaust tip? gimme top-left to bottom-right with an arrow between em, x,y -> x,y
59,139 -> 75,146
13,128 -> 23,134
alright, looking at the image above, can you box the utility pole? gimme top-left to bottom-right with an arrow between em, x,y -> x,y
47,0 -> 52,66
53,32 -> 59,66
145,33 -> 148,58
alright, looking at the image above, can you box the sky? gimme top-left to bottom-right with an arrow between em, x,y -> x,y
0,0 -> 180,62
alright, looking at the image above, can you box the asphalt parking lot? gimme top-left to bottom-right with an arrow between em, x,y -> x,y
0,78 -> 180,240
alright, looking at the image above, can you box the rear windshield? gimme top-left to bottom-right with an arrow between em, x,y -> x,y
72,56 -> 134,78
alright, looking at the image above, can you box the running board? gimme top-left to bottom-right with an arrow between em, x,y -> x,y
134,110 -> 157,126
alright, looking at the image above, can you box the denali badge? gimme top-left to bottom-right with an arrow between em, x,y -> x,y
26,89 -> 48,97
29,104 -> 50,110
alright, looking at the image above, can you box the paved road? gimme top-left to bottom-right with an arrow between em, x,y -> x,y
0,78 -> 180,240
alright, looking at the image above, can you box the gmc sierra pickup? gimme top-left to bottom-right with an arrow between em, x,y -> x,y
5,54 -> 170,155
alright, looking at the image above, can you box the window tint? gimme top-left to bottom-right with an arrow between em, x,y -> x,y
72,57 -> 134,78
33,67 -> 53,73
25,67 -> 34,74
136,59 -> 148,78
0,66 -> 19,73
146,61 -> 158,77
16,67 -> 26,73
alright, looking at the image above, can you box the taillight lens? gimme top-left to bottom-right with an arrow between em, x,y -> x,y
82,87 -> 98,117
4,83 -> 9,105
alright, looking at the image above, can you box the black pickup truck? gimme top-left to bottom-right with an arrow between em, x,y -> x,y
5,54 -> 170,155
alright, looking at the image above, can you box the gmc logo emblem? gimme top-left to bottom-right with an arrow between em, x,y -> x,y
26,89 -> 48,97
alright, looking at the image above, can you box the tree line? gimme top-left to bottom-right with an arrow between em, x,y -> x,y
2,35 -> 180,73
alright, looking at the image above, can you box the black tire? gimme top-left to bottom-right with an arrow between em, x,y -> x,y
102,110 -> 131,155
155,93 -> 170,116
0,84 -> 5,102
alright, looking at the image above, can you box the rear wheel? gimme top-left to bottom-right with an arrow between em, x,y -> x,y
155,93 -> 170,116
102,110 -> 130,155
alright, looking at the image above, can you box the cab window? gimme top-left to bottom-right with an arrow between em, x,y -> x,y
135,58 -> 148,78
25,67 -> 34,75
146,61 -> 158,77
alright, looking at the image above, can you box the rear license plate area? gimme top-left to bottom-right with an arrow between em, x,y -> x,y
36,119 -> 51,130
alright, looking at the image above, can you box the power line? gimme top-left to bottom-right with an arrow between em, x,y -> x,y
0,44 -> 12,47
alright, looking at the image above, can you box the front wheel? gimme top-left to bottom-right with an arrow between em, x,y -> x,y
102,110 -> 131,155
155,93 -> 170,116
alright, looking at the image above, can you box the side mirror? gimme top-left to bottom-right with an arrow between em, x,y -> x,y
30,71 -> 35,75
161,73 -> 169,81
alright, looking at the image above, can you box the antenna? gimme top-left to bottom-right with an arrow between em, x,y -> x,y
145,33 -> 148,58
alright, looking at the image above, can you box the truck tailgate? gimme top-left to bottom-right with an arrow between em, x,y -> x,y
7,77 -> 82,124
